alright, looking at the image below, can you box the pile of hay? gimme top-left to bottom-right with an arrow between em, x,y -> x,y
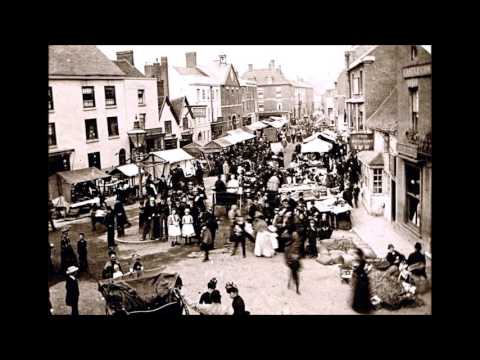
316,238 -> 375,266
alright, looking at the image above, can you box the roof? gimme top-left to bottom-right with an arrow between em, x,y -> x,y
49,45 -> 125,77
181,142 -> 204,157
173,66 -> 209,77
57,167 -> 111,184
158,96 -> 180,125
246,121 -> 269,131
170,97 -> 194,120
150,148 -> 194,163
241,68 -> 291,86
357,151 -> 384,167
113,60 -> 145,78
197,62 -> 237,85
213,137 -> 234,148
226,129 -> 256,143
348,46 -> 378,70
366,87 -> 398,134
263,117 -> 288,129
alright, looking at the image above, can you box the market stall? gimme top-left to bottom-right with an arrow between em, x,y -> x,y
301,138 -> 333,154
202,137 -> 234,154
145,148 -> 196,179
225,128 -> 256,144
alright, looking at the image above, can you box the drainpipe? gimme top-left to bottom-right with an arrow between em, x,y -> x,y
210,86 -> 214,139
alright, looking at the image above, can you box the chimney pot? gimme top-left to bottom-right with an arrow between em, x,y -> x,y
186,52 -> 197,68
116,50 -> 134,65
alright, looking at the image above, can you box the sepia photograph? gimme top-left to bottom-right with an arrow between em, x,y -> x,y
47,45 -> 432,316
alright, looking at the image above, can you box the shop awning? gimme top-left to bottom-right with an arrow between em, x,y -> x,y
49,148 -> 75,156
226,128 -> 256,143
214,137 -> 234,148
111,164 -> 142,177
56,167 -> 111,185
182,142 -> 205,157
150,148 -> 194,163
301,138 -> 333,154
246,121 -> 269,131
319,130 -> 338,142
270,142 -> 283,154
357,150 -> 384,167
265,117 -> 288,129
303,132 -> 321,143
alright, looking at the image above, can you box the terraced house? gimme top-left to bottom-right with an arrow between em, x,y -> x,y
48,46 -> 159,176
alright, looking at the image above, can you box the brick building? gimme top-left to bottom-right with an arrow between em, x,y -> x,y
48,46 -> 158,177
240,78 -> 258,126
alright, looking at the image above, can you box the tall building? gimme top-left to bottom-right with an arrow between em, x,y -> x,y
48,45 -> 159,176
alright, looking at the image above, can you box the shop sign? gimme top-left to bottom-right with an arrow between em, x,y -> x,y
190,106 -> 206,118
403,63 -> 431,79
350,133 -> 374,151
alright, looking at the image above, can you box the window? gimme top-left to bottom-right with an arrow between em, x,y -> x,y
138,89 -> 145,105
197,89 -> 200,102
85,119 -> 98,140
104,86 -> 116,106
277,102 -> 282,111
118,149 -> 126,165
107,116 -> 119,137
88,152 -> 101,169
411,46 -> 417,61
165,120 -> 172,134
358,109 -> 364,130
373,169 -> 383,194
48,123 -> 57,146
259,103 -> 264,112
198,132 -> 202,141
359,71 -> 363,95
82,86 -> 95,108
202,89 -> 206,100
410,88 -> 419,132
405,164 -> 421,227
276,86 -> 282,98
183,117 -> 189,129
48,86 -> 54,110
257,88 -> 264,99
138,113 -> 146,129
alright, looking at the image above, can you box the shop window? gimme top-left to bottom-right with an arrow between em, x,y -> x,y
138,113 -> 146,129
373,168 -> 382,193
48,123 -> 57,146
138,89 -> 145,105
48,86 -> 54,110
410,88 -> 419,132
405,164 -> 421,227
107,117 -> 119,137
165,120 -> 172,134
104,86 -> 116,106
82,86 -> 95,108
85,119 -> 98,140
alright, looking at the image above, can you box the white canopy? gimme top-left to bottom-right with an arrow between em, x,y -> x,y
246,121 -> 269,131
226,129 -> 256,143
301,138 -> 333,153
265,118 -> 288,129
151,148 -> 194,163
270,142 -> 283,154
303,132 -> 321,143
113,163 -> 142,177
320,130 -> 338,142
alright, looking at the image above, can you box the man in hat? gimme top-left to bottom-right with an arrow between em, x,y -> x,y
77,233 -> 88,273
200,225 -> 213,262
104,206 -> 116,248
203,207 -> 218,249
214,175 -> 227,193
65,266 -> 80,316
230,217 -> 254,258
353,183 -> 360,208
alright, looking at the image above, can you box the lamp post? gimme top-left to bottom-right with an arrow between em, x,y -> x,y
128,123 -> 146,199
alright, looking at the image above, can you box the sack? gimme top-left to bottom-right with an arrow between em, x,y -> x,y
317,254 -> 334,265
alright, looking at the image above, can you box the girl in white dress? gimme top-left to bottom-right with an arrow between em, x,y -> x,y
167,209 -> 182,246
182,208 -> 195,245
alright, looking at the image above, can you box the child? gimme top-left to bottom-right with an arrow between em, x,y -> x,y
167,208 -> 182,246
182,208 -> 195,245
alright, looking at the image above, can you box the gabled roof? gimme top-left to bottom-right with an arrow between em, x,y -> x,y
170,97 -> 194,120
357,151 -> 384,167
172,66 -> 218,86
113,60 -> 145,78
241,68 -> 291,86
158,96 -> 180,125
366,87 -> 398,134
173,66 -> 209,77
348,45 -> 378,70
49,45 -> 125,77
198,61 -> 239,86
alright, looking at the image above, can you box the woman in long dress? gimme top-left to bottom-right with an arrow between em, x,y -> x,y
351,248 -> 373,314
254,225 -> 277,258
182,208 -> 195,245
167,209 -> 182,246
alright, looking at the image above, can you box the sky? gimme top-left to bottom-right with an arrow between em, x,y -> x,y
98,45 -> 432,97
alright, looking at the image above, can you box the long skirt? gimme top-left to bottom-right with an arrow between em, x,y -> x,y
351,273 -> 373,314
182,223 -> 195,237
152,216 -> 161,239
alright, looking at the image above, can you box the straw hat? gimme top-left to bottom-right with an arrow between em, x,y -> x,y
66,266 -> 78,275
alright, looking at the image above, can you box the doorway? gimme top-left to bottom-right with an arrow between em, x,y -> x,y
391,180 -> 396,221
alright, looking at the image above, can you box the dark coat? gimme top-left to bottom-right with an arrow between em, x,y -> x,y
65,276 -> 79,306
232,295 -> 247,316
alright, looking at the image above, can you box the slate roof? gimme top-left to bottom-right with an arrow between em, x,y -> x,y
198,62 -> 237,85
49,45 -> 125,77
113,60 -> 145,78
158,96 -> 180,125
366,87 -> 398,134
241,68 -> 291,86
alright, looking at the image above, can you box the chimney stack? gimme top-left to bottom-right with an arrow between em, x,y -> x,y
116,50 -> 134,65
144,56 -> 169,98
269,60 -> 275,70
186,52 -> 197,68
248,64 -> 253,72
219,54 -> 227,64
345,51 -> 352,70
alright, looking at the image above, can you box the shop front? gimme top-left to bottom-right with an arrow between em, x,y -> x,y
180,131 -> 193,148
48,149 -> 74,177
211,119 -> 227,140
164,134 -> 178,150
145,128 -> 165,153
358,150 -> 388,216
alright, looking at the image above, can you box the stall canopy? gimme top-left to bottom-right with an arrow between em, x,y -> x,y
182,142 -> 205,158
319,130 -> 338,142
301,138 -> 333,153
303,132 -> 321,143
214,137 -> 234,148
49,167 -> 111,203
145,148 -> 196,178
110,164 -> 143,177
226,128 -> 256,143
265,117 -> 288,129
246,121 -> 269,131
